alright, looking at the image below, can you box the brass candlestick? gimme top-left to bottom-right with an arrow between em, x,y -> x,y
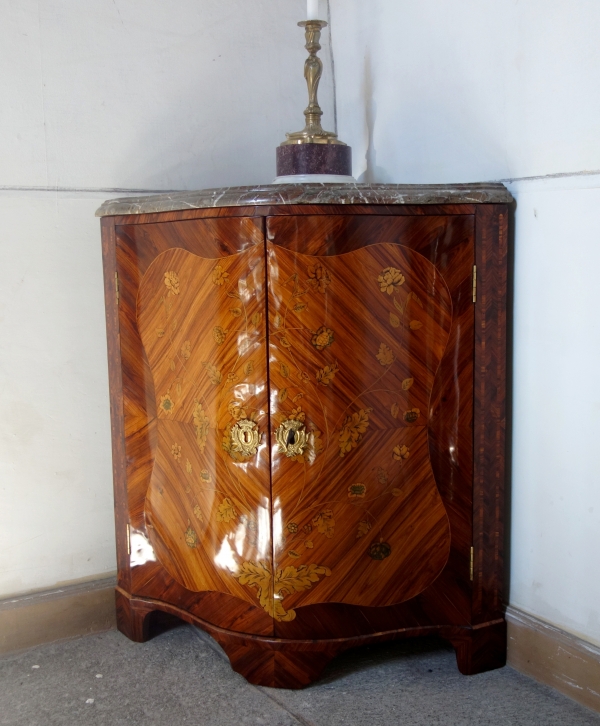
280,20 -> 346,146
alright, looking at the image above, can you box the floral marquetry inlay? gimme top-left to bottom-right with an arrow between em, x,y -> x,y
234,561 -> 331,621
377,266 -> 405,294
136,241 -> 273,604
192,401 -> 209,453
265,239 -> 455,611
376,343 -> 395,367
134,229 -> 456,617
216,498 -> 237,523
212,264 -> 229,286
164,270 -> 180,295
316,362 -> 339,386
159,394 -> 174,416
311,326 -> 334,351
212,326 -> 227,345
184,526 -> 198,548
347,483 -> 367,499
339,408 -> 372,457
307,262 -> 331,293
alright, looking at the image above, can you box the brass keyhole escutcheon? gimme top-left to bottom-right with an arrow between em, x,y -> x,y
230,419 -> 260,457
276,419 -> 309,458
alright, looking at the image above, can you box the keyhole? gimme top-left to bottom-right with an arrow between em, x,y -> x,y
286,429 -> 296,447
243,431 -> 251,444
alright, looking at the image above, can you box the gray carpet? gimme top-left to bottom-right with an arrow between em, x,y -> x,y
1,622 -> 599,726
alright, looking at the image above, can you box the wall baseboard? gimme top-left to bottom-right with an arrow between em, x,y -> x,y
507,605 -> 600,714
0,576 -> 117,655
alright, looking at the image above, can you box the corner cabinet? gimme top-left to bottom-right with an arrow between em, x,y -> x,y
98,184 -> 511,689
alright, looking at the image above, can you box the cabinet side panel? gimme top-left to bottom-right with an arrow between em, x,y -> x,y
101,218 -> 130,591
473,205 -> 508,623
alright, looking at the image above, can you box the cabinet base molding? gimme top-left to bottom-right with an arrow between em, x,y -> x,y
116,588 -> 506,689
506,606 -> 600,714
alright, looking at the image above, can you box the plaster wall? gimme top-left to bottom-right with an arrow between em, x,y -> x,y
0,0 -> 334,597
329,0 -> 600,646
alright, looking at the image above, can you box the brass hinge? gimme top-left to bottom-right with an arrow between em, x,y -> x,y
115,271 -> 120,306
470,546 -> 474,581
126,523 -> 131,555
472,265 -> 477,303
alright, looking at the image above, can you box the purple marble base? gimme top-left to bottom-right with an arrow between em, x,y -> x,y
276,144 -> 352,177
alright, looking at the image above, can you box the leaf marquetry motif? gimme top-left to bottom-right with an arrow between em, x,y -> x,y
234,561 -> 331,621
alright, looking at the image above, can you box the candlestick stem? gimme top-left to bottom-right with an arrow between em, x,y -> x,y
280,20 -> 345,146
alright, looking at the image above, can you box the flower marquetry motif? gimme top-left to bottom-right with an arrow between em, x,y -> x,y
311,327 -> 334,351
377,267 -> 405,295
211,264 -> 229,286
393,444 -> 410,460
164,270 -> 180,295
184,526 -> 198,548
312,509 -> 335,538
159,394 -> 174,416
212,326 -> 227,345
307,262 -> 331,293
368,541 -> 392,560
376,343 -> 395,367
347,483 -> 367,499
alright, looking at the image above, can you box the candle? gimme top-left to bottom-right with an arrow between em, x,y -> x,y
307,0 -> 319,20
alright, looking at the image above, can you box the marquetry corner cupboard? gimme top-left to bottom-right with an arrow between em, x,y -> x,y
99,183 -> 511,688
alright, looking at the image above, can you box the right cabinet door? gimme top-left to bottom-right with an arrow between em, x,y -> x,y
266,212 -> 475,631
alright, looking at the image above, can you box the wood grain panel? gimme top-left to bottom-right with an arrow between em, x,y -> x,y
265,214 -> 475,640
266,242 -> 453,621
472,205 -> 508,624
137,247 -> 270,602
101,218 -> 130,591
111,215 -> 275,636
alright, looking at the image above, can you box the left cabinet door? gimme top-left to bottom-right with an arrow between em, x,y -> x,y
106,215 -> 275,635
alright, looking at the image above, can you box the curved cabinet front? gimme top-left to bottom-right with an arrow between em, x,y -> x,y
113,216 -> 276,636
267,241 -> 453,619
137,246 -> 271,606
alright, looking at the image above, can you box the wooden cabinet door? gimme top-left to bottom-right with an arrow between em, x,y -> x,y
114,216 -> 275,635
266,213 -> 475,635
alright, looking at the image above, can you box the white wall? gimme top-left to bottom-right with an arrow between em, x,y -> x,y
510,175 -> 600,647
4,0 -> 599,654
0,0 -> 335,598
330,0 -> 600,646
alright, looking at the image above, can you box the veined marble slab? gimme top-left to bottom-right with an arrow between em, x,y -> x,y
96,182 -> 513,217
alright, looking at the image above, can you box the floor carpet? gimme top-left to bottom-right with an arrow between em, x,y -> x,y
1,622 -> 598,726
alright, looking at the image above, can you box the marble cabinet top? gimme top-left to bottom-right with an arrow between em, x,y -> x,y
96,182 -> 513,217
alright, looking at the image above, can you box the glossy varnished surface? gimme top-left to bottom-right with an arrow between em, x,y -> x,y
266,214 -> 475,639
267,241 -> 452,617
114,216 -> 275,635
137,246 -> 270,602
